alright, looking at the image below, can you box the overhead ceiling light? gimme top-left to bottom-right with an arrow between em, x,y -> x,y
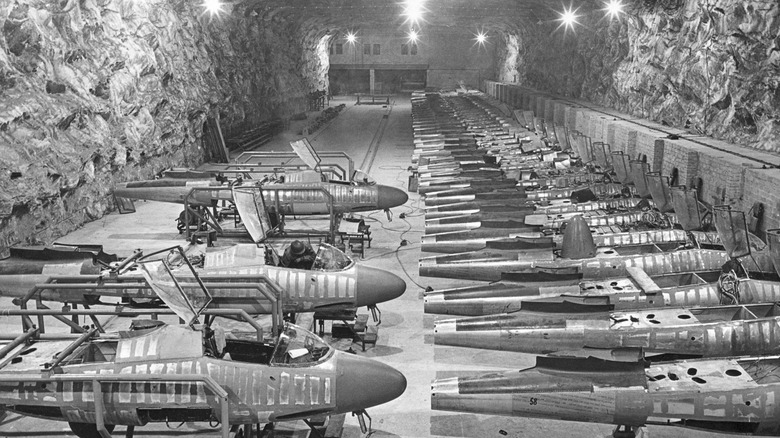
346,32 -> 357,44
201,0 -> 224,16
603,0 -> 624,20
402,0 -> 426,25
408,29 -> 419,43
557,6 -> 580,32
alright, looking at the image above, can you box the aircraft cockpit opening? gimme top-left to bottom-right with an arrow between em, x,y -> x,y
271,323 -> 332,365
312,243 -> 354,271
265,242 -> 354,272
203,322 -> 333,366
351,169 -> 376,186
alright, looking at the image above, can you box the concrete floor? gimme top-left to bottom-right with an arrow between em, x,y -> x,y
0,96 -> 734,438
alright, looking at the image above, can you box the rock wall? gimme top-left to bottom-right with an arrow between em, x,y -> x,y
301,32 -> 331,93
499,0 -> 780,154
0,0 -> 313,255
496,33 -> 520,85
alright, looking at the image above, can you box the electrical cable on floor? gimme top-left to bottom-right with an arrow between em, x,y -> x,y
401,197 -> 426,217
395,243 -> 426,290
397,214 -> 415,243
364,200 -> 424,227
357,212 -> 425,288
359,163 -> 426,287
388,216 -> 427,289
362,216 -> 408,233
361,243 -> 418,261
375,166 -> 426,217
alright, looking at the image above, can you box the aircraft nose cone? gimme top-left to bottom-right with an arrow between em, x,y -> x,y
376,185 -> 409,210
335,352 -> 407,412
355,265 -> 407,307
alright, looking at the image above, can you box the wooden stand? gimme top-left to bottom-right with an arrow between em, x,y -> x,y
329,314 -> 378,352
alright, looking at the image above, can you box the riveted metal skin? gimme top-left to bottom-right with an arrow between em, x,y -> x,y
435,295 -> 780,358
418,91 -> 780,435
432,355 -> 780,435
0,324 -> 406,427
420,245 -> 735,282
0,245 -> 406,314
421,224 -> 697,254
114,180 -> 408,215
424,270 -> 780,316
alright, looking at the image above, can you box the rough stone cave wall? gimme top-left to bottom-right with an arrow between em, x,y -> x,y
301,32 -> 331,93
0,0 -> 313,256
496,33 -> 519,85
502,0 -> 780,154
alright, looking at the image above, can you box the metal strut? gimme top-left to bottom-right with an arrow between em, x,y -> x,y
352,410 -> 372,435
611,425 -> 646,438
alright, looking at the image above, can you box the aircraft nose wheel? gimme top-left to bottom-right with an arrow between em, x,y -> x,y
611,425 -> 646,438
230,424 -> 264,438
68,422 -> 115,438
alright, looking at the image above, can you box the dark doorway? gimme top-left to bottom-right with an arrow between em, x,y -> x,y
380,69 -> 426,93
329,69 -> 370,95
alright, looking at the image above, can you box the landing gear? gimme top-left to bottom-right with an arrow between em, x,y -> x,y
352,410 -> 372,434
611,424 -> 646,438
231,423 -> 276,438
302,418 -> 326,438
230,424 -> 253,438
68,422 -> 115,438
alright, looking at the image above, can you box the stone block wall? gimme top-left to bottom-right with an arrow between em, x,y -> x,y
563,106 -> 578,129
695,149 -> 749,206
637,133 -> 665,173
485,81 -> 780,234
610,121 -> 638,156
743,169 -> 780,233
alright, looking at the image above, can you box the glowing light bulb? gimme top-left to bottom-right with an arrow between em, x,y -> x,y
557,6 -> 580,32
604,0 -> 624,19
402,0 -> 425,25
202,0 -> 224,16
346,32 -> 357,44
408,30 -> 419,43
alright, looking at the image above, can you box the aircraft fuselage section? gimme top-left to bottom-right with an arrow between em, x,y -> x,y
0,357 -> 337,425
114,180 -> 391,215
432,357 -> 780,434
202,264 -> 359,312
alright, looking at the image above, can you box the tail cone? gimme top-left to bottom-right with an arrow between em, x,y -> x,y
561,215 -> 595,260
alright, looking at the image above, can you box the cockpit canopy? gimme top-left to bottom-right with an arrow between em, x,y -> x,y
202,243 -> 353,272
61,322 -> 332,368
351,169 -> 376,186
270,323 -> 332,366
312,243 -> 353,271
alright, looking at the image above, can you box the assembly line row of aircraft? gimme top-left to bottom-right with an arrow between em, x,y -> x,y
414,90 -> 780,437
0,140 -> 410,437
